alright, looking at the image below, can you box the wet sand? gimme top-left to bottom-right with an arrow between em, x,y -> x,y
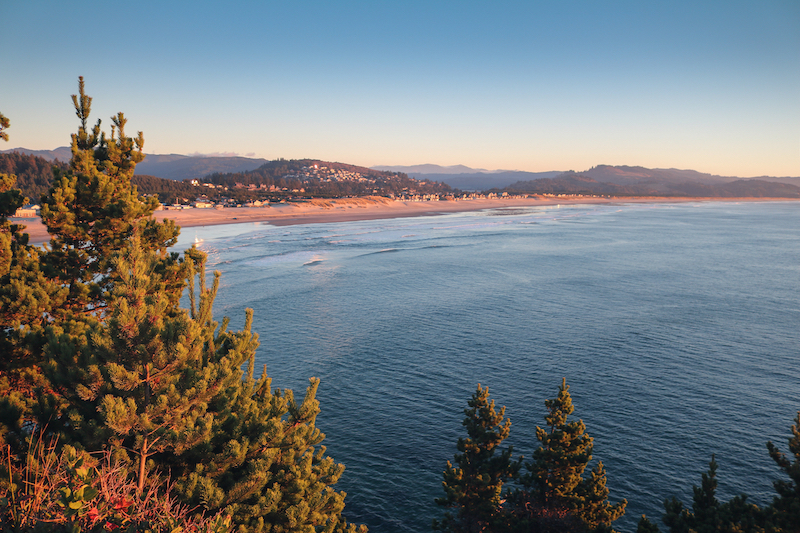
13,195 -> 796,245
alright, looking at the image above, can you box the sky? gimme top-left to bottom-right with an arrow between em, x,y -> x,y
2,1 -> 799,177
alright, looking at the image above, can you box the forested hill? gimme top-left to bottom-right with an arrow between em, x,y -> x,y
134,153 -> 268,180
0,152 -> 68,201
499,170 -> 800,198
1,153 -> 453,204
1,147 -> 267,181
383,163 -> 800,195
1,152 -> 201,204
204,159 -> 454,197
6,151 -> 798,200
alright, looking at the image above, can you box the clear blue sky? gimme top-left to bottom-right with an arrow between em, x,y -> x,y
2,1 -> 798,176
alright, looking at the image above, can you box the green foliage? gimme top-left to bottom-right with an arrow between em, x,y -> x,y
516,378 -> 626,533
39,76 -> 182,316
435,385 -> 520,533
652,413 -> 800,533
0,152 -> 69,202
637,515 -> 661,533
765,412 -> 800,532
0,112 -> 61,428
654,414 -> 800,533
0,78 -> 365,533
437,381 -> 625,533
0,112 -> 9,142
660,456 -> 765,533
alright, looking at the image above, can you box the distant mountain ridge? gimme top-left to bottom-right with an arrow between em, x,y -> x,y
4,148 -> 798,196
374,165 -> 800,197
3,146 -> 74,162
371,164 -> 509,174
502,170 -> 800,198
582,164 -> 800,187
135,154 -> 268,180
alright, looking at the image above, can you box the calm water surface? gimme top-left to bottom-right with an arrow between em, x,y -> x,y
178,201 -> 800,532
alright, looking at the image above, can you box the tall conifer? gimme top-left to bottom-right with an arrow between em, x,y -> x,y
0,79 -> 365,532
660,456 -> 764,533
0,112 -> 64,451
435,385 -> 519,533
766,412 -> 800,532
516,378 -> 626,533
39,76 -> 183,317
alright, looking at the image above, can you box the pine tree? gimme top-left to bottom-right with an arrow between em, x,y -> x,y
39,76 -> 183,317
435,384 -> 519,533
0,112 -> 9,142
0,112 -> 64,451
662,456 -> 721,533
515,378 -> 626,533
0,111 -> 24,279
637,515 -> 661,533
40,240 -> 233,490
661,455 -> 764,533
765,412 -> 800,532
1,79 -> 366,532
174,372 -> 366,532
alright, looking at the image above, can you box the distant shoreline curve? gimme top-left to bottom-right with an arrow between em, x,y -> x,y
15,196 -> 798,245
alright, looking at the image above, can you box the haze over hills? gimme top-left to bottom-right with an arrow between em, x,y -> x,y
371,164 -> 506,175
501,169 -> 800,198
376,163 -> 800,192
4,146 -> 74,162
135,153 -> 268,180
582,165 -> 800,188
3,147 -> 799,197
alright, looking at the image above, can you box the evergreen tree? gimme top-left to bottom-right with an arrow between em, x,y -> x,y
1,78 -> 183,451
765,412 -> 800,532
435,385 -> 520,533
39,76 -> 183,317
637,515 -> 661,533
1,79 -> 366,532
0,112 -> 9,142
515,378 -> 626,533
660,456 -> 764,533
40,240 -> 232,491
0,110 -> 23,275
0,112 -> 63,451
662,456 -> 721,533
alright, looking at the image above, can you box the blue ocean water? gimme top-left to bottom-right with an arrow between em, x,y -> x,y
177,201 -> 800,532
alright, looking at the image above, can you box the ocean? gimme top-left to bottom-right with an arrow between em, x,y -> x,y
177,201 -> 800,532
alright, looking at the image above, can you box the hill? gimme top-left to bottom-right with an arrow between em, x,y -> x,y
1,147 -> 267,181
1,146 -> 73,162
371,164 -> 551,190
372,164 -> 498,175
0,153 -> 453,205
205,159 -> 453,198
583,165 -> 800,190
0,151 -> 69,200
5,150 -> 798,199
502,170 -> 800,198
378,163 -> 800,194
416,171 -> 562,191
135,153 -> 268,180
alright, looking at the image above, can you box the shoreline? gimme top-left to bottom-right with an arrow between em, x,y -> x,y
14,196 -> 798,245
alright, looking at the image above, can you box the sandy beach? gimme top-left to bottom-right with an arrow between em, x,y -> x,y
13,195 -> 796,245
